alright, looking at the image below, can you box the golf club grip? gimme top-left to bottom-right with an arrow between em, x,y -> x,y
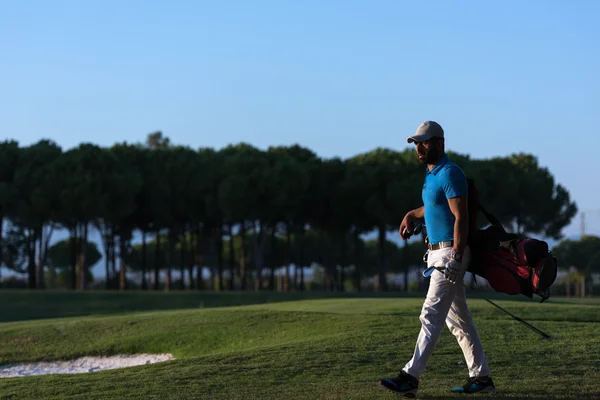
403,223 -> 423,239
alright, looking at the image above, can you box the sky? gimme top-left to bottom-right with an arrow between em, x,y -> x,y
2,0 -> 600,248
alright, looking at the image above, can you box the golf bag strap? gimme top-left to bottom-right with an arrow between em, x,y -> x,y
479,204 -> 506,232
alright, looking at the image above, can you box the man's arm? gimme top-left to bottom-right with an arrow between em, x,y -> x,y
447,196 -> 469,255
441,166 -> 470,257
408,206 -> 425,220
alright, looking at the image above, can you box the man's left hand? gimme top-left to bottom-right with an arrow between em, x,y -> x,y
444,258 -> 464,284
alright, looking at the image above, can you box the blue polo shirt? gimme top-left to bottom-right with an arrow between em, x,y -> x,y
422,155 -> 468,244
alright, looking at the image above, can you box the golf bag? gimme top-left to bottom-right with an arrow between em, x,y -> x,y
466,179 -> 558,302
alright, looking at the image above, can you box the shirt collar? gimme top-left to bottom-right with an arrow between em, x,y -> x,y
426,154 -> 449,175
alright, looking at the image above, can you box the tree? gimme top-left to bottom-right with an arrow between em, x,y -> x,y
11,140 -> 62,288
51,144 -> 113,290
0,134 -> 579,294
308,157 -> 348,291
146,131 -> 170,149
267,146 -> 311,291
0,140 -> 21,279
161,145 -> 206,290
552,235 -> 600,297
47,239 -> 101,289
98,143 -> 142,290
552,235 -> 600,275
346,148 -> 420,291
473,154 -> 577,239
199,147 -> 225,291
218,143 -> 269,290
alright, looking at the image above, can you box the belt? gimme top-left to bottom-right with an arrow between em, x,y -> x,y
427,240 -> 454,251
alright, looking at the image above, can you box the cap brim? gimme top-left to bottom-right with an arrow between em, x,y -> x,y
407,133 -> 434,144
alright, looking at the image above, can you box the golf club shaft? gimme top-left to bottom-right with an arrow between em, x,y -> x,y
479,296 -> 551,339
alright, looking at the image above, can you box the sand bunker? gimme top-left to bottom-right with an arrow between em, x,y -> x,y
0,353 -> 175,378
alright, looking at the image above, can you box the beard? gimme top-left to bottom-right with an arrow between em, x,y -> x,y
417,146 -> 441,165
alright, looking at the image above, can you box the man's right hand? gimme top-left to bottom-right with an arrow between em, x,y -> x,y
399,212 -> 416,240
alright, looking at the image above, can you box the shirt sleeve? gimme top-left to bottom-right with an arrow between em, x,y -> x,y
441,166 -> 468,199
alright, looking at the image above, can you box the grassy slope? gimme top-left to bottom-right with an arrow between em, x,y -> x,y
0,293 -> 599,399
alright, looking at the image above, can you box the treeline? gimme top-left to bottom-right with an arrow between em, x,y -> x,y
0,132 -> 578,292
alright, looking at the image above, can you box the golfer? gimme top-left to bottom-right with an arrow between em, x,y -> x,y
378,121 -> 496,397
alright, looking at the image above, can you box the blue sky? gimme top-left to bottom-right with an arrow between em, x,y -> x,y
2,0 -> 599,244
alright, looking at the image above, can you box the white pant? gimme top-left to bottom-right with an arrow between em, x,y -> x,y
403,246 -> 490,379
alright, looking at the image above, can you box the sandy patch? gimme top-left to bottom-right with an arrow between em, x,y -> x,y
0,353 -> 175,378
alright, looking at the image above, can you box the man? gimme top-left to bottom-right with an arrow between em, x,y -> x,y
378,121 -> 496,397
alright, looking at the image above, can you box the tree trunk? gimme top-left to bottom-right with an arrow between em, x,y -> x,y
352,230 -> 361,292
165,229 -> 175,292
40,224 -> 53,289
98,223 -> 112,290
377,225 -> 387,291
104,231 -> 112,290
239,221 -> 247,291
187,231 -> 194,290
298,231 -> 305,291
216,226 -> 224,291
339,233 -> 347,292
69,229 -> 77,290
195,225 -> 204,290
36,226 -> 45,289
141,230 -> 148,290
285,224 -> 292,292
27,229 -> 36,289
293,228 -> 305,291
82,224 -> 89,290
269,226 -> 277,291
110,233 -> 117,288
294,265 -> 299,290
208,227 -> 217,291
76,224 -> 88,291
228,223 -> 235,290
154,231 -> 161,290
119,235 -> 127,291
180,226 -> 186,290
252,221 -> 266,292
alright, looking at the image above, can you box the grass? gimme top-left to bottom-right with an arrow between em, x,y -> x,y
0,291 -> 599,399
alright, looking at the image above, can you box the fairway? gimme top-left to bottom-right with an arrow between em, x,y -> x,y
0,292 -> 599,399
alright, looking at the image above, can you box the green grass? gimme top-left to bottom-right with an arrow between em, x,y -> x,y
0,292 -> 599,399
